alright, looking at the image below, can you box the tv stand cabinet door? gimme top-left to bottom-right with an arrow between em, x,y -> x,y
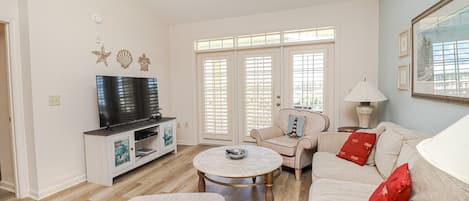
110,133 -> 135,175
161,120 -> 177,153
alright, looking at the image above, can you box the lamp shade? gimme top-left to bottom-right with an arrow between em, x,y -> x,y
344,80 -> 387,102
417,115 -> 469,184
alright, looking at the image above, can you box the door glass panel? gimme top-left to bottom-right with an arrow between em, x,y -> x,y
292,52 -> 325,112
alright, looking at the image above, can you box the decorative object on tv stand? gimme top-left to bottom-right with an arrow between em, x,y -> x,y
345,78 -> 387,128
417,114 -> 469,184
116,49 -> 133,69
92,46 -> 111,67
398,64 -> 409,90
399,29 -> 410,58
412,0 -> 469,103
138,53 -> 151,72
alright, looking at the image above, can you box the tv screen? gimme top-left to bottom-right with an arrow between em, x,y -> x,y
96,75 -> 159,128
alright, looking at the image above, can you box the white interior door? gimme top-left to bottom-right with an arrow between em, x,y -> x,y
237,48 -> 281,143
282,44 -> 335,125
197,52 -> 235,142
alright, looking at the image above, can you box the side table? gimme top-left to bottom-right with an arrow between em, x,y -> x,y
337,126 -> 362,133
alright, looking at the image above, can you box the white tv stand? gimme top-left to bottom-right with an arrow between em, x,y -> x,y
84,118 -> 176,186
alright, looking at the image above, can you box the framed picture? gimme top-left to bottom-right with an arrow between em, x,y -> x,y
412,0 -> 469,103
398,64 -> 409,91
399,29 -> 410,57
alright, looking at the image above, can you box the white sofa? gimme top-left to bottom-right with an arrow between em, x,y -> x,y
309,122 -> 469,201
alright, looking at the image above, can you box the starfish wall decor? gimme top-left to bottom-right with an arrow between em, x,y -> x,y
138,54 -> 151,72
92,46 -> 111,67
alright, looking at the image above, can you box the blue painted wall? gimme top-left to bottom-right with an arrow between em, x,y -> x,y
378,0 -> 469,134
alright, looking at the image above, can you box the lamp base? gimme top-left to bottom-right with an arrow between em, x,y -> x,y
356,104 -> 374,129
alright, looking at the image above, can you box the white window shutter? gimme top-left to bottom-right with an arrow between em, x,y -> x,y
202,59 -> 229,135
292,52 -> 325,112
244,56 -> 273,135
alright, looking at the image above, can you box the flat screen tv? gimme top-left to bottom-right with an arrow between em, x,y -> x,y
96,75 -> 159,128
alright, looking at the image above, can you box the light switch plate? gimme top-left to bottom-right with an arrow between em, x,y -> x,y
49,96 -> 61,106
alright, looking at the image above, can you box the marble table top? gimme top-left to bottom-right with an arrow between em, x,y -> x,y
193,145 -> 283,178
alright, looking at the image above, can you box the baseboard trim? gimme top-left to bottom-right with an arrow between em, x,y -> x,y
30,174 -> 86,200
0,181 -> 15,193
177,140 -> 197,146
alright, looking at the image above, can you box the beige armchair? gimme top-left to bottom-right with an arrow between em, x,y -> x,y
250,108 -> 330,180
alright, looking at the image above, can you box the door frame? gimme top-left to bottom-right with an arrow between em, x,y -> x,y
0,19 -> 31,198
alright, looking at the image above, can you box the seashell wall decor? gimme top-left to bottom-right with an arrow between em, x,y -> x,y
116,49 -> 133,69
138,54 -> 151,72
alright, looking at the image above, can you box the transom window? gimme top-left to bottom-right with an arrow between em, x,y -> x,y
194,27 -> 335,51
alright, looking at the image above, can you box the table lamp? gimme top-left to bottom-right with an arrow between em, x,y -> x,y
417,115 -> 469,184
344,78 -> 387,128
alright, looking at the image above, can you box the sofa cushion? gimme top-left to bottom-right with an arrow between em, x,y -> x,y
375,129 -> 403,178
395,140 -> 421,168
261,135 -> 298,156
409,158 -> 469,201
313,152 -> 383,185
309,179 -> 377,201
361,126 -> 386,166
369,164 -> 412,201
337,132 -> 377,166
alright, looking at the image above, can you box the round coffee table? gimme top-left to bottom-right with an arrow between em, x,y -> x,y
193,145 -> 282,201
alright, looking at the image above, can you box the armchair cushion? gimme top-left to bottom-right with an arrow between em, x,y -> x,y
277,109 -> 329,135
261,135 -> 298,156
287,115 -> 306,138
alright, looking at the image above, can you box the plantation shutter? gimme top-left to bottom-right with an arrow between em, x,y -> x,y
243,56 -> 274,136
292,52 -> 325,112
202,58 -> 230,136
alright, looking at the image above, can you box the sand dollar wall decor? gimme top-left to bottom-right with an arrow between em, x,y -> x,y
138,53 -> 151,72
116,49 -> 133,69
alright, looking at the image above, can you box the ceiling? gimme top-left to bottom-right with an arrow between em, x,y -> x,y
144,0 -> 341,25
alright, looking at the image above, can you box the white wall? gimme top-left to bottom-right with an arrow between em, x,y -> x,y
0,23 -> 15,192
23,0 -> 170,198
169,0 -> 379,145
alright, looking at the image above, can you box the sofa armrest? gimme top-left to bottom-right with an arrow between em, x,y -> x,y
250,127 -> 283,145
317,132 -> 351,154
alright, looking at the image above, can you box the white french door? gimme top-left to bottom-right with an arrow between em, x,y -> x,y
197,52 -> 235,141
197,44 -> 334,144
237,49 -> 281,143
282,44 -> 334,126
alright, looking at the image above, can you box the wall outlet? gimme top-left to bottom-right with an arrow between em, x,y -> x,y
184,122 -> 189,128
177,122 -> 181,129
48,96 -> 61,106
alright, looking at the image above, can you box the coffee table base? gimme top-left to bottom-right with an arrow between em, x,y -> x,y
197,170 -> 275,201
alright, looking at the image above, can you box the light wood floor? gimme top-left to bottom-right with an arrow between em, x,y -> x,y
8,145 -> 312,201
0,189 -> 17,201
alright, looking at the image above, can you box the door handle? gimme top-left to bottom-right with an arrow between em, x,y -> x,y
276,103 -> 281,107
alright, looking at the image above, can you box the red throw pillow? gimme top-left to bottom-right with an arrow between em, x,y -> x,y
337,132 -> 376,166
369,163 -> 412,201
